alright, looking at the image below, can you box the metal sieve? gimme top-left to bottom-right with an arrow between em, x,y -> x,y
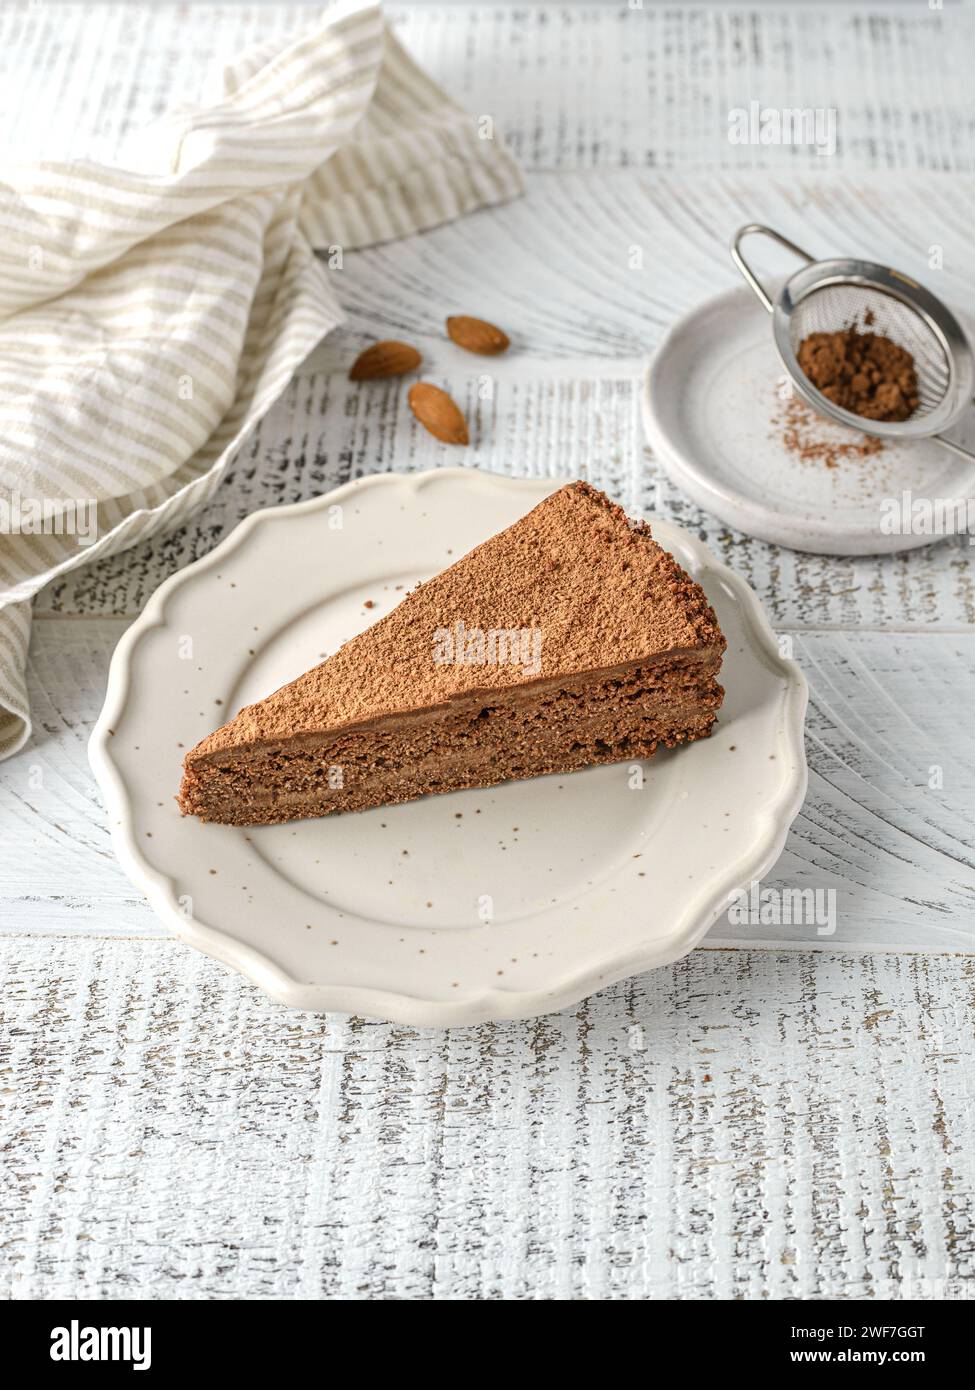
731,223 -> 975,461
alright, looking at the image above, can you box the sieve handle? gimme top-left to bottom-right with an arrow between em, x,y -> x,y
731,224 -> 815,313
933,430 -> 975,463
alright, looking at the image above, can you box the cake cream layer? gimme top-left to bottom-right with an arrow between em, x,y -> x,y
179,655 -> 723,825
189,646 -> 721,768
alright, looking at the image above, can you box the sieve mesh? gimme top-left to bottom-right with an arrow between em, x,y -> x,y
787,283 -> 950,420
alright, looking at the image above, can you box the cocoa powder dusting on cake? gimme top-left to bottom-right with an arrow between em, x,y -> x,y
187,482 -> 724,758
177,483 -> 728,826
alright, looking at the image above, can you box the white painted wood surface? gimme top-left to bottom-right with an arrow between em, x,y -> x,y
1,2 -> 974,1300
3,939 -> 974,1300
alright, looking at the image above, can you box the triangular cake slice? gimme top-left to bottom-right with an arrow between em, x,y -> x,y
178,482 -> 726,825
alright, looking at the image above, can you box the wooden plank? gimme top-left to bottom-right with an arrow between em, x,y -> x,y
0,619 -> 151,936
394,4 -> 975,175
3,618 -> 973,954
715,630 -> 975,953
2,4 -> 974,175
1,936 -> 972,1300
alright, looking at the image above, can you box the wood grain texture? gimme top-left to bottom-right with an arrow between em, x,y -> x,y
3,4 -> 974,174
2,938 -> 973,1300
36,171 -> 975,629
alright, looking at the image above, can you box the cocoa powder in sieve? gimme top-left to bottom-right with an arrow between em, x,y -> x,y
796,326 -> 919,422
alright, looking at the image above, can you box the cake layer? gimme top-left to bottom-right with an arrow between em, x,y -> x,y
179,654 -> 723,825
188,482 -> 724,760
179,482 -> 727,826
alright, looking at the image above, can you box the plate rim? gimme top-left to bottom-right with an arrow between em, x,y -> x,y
89,467 -> 809,1025
641,283 -> 975,556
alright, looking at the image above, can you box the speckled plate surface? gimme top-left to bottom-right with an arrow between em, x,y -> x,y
89,468 -> 807,1025
642,284 -> 975,555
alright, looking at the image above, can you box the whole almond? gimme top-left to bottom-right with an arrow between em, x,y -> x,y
349,340 -> 421,381
408,383 -> 469,445
446,315 -> 510,356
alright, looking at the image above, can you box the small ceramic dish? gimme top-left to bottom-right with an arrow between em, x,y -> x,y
642,284 -> 975,555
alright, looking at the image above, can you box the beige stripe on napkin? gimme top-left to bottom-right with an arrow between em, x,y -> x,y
0,0 -> 522,759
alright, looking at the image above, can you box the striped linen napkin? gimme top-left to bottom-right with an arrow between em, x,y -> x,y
0,0 -> 522,759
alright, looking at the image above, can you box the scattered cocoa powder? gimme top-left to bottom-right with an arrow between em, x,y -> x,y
796,326 -> 919,422
772,392 -> 885,469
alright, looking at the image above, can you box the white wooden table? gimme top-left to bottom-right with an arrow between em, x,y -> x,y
2,2 -> 974,1301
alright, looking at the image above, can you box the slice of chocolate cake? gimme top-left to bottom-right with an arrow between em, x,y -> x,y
178,482 -> 726,825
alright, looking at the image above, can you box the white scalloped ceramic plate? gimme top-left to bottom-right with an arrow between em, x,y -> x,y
89,468 -> 807,1025
642,284 -> 975,555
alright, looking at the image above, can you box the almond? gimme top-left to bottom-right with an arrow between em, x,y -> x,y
446,315 -> 510,356
408,383 -> 469,445
349,340 -> 421,381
